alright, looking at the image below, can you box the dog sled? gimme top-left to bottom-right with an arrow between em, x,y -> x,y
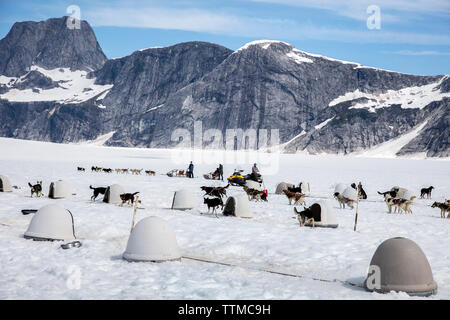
203,171 -> 220,180
167,169 -> 187,177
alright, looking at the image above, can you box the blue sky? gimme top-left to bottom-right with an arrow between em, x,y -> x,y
0,0 -> 449,75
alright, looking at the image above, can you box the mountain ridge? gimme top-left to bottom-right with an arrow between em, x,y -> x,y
0,17 -> 448,157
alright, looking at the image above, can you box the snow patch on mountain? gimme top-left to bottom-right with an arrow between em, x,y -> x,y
76,131 -> 116,146
315,117 -> 335,130
328,77 -> 449,111
0,66 -> 113,103
145,104 -> 164,113
0,75 -> 16,85
235,40 -> 291,52
351,120 -> 429,159
286,51 -> 313,64
96,89 -> 110,101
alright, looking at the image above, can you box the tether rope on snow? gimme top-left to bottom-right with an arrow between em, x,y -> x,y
181,254 -> 364,289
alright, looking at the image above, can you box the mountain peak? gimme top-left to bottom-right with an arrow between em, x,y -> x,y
0,16 -> 107,77
235,40 -> 292,52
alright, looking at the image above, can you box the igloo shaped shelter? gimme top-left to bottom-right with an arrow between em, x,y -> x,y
301,201 -> 338,228
364,237 -> 437,296
48,180 -> 72,199
299,182 -> 310,194
24,204 -> 76,241
103,184 -> 125,204
171,189 -> 196,210
245,180 -> 264,191
275,182 -> 294,194
123,216 -> 182,262
393,187 -> 408,198
400,189 -> 414,200
0,175 -> 12,192
334,183 -> 348,195
223,194 -> 252,218
342,186 -> 358,201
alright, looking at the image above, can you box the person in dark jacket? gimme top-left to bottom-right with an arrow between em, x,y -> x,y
188,161 -> 194,178
218,164 -> 223,181
250,163 -> 260,181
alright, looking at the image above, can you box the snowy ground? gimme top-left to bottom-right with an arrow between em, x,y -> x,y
0,137 -> 449,300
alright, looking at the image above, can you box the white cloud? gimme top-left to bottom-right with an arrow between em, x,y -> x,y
251,0 -> 450,21
391,50 -> 450,56
84,6 -> 450,45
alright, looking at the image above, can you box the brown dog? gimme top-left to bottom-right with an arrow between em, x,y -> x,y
243,186 -> 267,202
431,201 -> 449,218
283,190 -> 306,206
334,192 -> 354,209
399,196 -> 416,214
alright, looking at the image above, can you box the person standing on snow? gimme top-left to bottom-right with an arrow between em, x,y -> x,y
218,164 -> 223,181
188,161 -> 194,178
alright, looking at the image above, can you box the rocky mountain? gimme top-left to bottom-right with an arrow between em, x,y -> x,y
0,16 -> 106,77
0,17 -> 449,157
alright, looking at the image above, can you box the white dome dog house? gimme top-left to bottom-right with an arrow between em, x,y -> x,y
299,182 -> 310,194
245,180 -> 264,191
400,189 -> 414,200
123,216 -> 181,262
171,189 -> 196,210
393,187 -> 408,198
24,204 -> 76,241
223,194 -> 253,218
334,183 -> 348,195
275,182 -> 294,194
342,186 -> 358,201
48,180 -> 72,199
0,175 -> 12,192
103,184 -> 125,204
364,237 -> 437,296
299,201 -> 338,228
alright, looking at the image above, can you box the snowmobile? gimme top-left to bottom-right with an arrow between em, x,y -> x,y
227,169 -> 264,186
227,170 -> 246,186
244,172 -> 263,184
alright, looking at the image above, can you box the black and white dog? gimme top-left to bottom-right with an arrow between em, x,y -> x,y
119,192 -> 140,206
420,186 -> 434,199
90,185 -> 107,201
203,197 -> 224,216
28,181 -> 43,197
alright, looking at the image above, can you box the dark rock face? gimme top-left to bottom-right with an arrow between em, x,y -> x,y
93,42 -> 233,126
13,70 -> 58,90
397,99 -> 450,157
0,19 -> 448,157
0,100 -> 105,143
0,16 -> 106,77
106,41 -> 447,157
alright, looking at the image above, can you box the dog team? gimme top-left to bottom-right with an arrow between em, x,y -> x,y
77,166 -> 156,176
